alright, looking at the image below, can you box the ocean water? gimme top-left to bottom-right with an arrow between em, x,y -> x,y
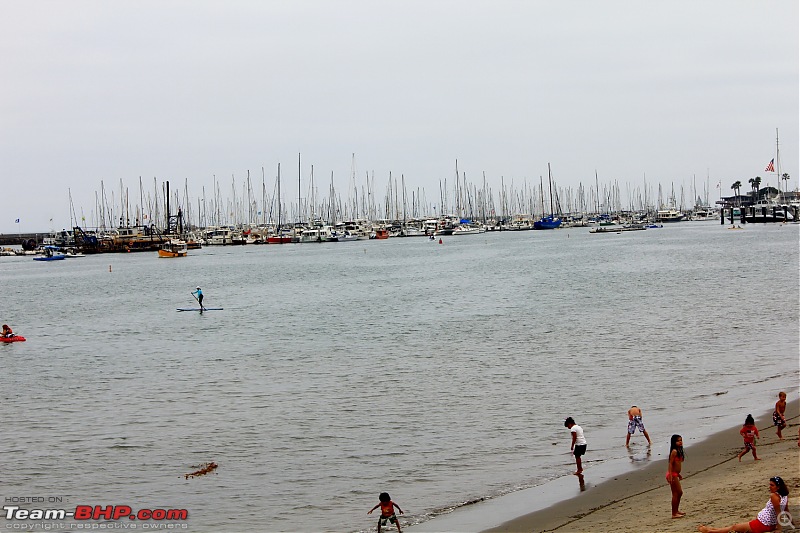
1,222 -> 798,532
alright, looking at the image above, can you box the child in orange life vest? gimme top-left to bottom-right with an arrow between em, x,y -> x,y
368,492 -> 403,533
737,414 -> 760,461
2,324 -> 13,338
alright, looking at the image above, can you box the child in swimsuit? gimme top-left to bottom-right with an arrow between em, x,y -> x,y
368,492 -> 403,533
773,391 -> 787,439
737,414 -> 760,462
667,434 -> 685,519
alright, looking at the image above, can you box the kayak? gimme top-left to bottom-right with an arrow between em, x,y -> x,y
0,335 -> 26,343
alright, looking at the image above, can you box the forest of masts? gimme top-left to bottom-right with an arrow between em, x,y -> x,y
73,157 -> 717,232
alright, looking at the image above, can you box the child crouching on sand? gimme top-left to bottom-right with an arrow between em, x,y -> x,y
738,414 -> 760,462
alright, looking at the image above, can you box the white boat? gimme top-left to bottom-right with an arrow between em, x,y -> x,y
205,226 -> 235,245
401,224 -> 427,237
656,209 -> 685,222
691,207 -> 718,220
299,225 -> 336,243
337,231 -> 360,242
452,225 -> 486,235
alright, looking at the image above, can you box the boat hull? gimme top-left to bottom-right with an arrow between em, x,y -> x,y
1,335 -> 26,343
533,216 -> 561,230
158,249 -> 187,258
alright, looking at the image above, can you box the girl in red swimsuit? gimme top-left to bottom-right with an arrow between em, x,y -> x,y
667,434 -> 685,519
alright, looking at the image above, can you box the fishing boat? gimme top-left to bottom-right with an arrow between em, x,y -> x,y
158,240 -> 188,258
33,246 -> 66,261
0,335 -> 26,343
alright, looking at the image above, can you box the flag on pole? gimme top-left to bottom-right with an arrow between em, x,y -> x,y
765,159 -> 775,172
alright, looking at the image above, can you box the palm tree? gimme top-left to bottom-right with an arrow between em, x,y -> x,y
731,181 -> 742,206
781,173 -> 790,193
754,176 -> 762,201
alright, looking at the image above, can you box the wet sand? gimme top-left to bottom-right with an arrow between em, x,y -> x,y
484,402 -> 799,533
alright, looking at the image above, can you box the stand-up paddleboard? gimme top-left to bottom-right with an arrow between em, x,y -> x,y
0,335 -> 26,343
176,307 -> 223,312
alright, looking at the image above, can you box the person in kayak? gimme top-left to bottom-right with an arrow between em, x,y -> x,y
2,324 -> 13,338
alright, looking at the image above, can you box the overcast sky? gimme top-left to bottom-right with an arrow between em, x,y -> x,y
1,1 -> 797,232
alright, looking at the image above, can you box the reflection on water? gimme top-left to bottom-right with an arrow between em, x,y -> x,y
628,444 -> 653,464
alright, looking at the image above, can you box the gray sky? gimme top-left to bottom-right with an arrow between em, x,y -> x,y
1,1 -> 797,233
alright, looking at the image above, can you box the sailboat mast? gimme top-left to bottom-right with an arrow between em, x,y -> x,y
298,153 -> 301,223
548,163 -> 554,216
277,162 -> 282,230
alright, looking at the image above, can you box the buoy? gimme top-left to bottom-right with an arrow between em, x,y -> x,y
438,238 -> 443,244
109,265 -> 112,272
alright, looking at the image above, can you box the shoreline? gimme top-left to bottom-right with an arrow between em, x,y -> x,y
488,401 -> 799,533
409,399 -> 798,533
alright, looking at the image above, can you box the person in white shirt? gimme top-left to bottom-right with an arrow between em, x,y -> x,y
564,417 -> 587,475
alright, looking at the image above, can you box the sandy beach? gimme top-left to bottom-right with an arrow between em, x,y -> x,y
484,401 -> 799,533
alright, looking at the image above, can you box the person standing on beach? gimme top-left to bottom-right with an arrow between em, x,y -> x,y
737,414 -> 760,462
697,475 -> 789,533
667,434 -> 685,518
773,391 -> 787,440
625,405 -> 652,446
564,417 -> 587,475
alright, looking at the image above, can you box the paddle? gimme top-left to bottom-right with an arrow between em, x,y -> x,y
191,291 -> 205,313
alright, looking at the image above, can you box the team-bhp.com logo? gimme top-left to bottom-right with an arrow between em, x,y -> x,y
4,505 -> 188,521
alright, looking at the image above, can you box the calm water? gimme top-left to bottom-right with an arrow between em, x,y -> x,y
1,222 -> 798,532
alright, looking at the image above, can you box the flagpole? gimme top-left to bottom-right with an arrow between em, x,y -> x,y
775,128 -> 781,197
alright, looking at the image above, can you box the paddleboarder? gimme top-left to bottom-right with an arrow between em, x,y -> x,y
192,287 -> 204,312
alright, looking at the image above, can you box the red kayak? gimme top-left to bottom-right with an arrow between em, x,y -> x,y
0,335 -> 25,343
